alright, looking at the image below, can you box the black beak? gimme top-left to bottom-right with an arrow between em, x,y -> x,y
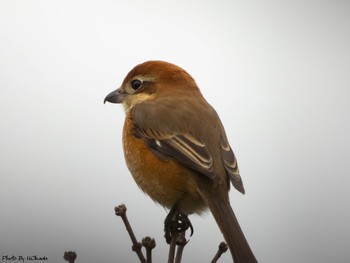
104,88 -> 126,104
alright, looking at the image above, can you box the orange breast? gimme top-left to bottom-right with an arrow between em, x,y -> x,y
122,113 -> 206,214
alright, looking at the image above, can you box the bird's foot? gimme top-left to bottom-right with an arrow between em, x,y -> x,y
164,211 -> 193,244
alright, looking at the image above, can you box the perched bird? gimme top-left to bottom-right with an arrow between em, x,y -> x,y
104,61 -> 257,262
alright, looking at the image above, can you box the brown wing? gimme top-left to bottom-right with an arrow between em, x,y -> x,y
131,98 -> 244,193
220,136 -> 245,194
133,126 -> 215,179
130,97 -> 217,179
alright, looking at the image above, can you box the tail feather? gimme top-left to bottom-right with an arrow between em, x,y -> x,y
208,199 -> 257,263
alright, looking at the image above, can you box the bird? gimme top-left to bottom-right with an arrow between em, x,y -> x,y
104,60 -> 257,262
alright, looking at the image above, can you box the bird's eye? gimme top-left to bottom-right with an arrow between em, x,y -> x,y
131,79 -> 142,90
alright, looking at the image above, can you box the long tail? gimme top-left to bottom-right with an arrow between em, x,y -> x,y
208,198 -> 257,263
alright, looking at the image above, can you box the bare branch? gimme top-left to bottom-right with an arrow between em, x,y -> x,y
142,236 -> 156,263
211,242 -> 228,263
167,230 -> 178,263
115,204 -> 146,263
63,251 -> 77,263
174,232 -> 187,263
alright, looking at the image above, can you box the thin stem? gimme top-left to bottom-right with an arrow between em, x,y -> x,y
115,204 -> 146,263
166,207 -> 181,263
63,251 -> 77,263
142,236 -> 156,263
174,232 -> 187,263
211,242 -> 228,263
167,231 -> 178,263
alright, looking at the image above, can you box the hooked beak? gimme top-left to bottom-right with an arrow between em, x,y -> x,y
104,88 -> 126,104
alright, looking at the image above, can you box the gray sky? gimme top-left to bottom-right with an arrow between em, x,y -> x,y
1,1 -> 349,262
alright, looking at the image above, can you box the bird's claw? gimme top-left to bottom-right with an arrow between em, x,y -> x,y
164,212 -> 193,244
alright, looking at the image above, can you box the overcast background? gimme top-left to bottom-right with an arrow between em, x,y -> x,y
1,1 -> 349,262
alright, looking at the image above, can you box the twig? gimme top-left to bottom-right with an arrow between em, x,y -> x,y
63,251 -> 77,263
174,232 -> 187,263
115,204 -> 146,263
167,207 -> 181,263
167,230 -> 178,263
211,242 -> 228,263
142,236 -> 156,263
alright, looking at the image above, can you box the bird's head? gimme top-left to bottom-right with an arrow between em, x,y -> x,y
104,60 -> 200,111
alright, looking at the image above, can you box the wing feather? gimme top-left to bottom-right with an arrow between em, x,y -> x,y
220,137 -> 245,194
130,100 -> 244,193
134,125 -> 215,179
